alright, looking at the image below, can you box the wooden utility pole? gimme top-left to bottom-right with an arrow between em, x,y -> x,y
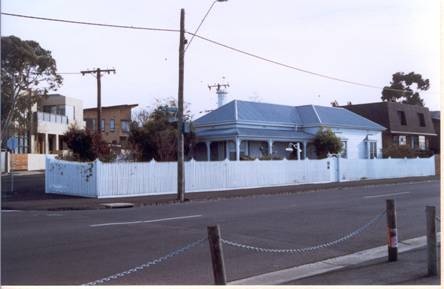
80,68 -> 116,133
177,9 -> 185,202
386,199 -> 398,262
426,206 -> 437,276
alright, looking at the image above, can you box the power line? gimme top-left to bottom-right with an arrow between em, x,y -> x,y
188,32 -> 382,90
58,72 -> 82,75
1,12 -> 179,33
185,0 -> 218,52
2,11 -> 421,94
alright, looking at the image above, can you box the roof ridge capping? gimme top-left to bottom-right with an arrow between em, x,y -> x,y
84,104 -> 138,110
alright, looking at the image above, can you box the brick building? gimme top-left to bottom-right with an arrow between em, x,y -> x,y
342,102 -> 436,154
84,104 -> 138,148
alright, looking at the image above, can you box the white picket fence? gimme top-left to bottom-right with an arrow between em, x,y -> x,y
45,156 -> 436,198
45,158 -> 97,198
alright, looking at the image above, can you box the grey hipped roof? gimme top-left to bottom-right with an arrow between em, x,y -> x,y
194,100 -> 385,131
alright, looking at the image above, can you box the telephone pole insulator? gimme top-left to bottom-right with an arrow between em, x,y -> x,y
208,83 -> 230,108
80,68 -> 116,134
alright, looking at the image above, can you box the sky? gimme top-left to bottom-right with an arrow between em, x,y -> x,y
1,0 -> 441,119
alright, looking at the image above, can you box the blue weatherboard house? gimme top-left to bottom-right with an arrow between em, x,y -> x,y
192,100 -> 386,161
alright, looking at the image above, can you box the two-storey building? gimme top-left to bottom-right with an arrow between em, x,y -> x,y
342,102 -> 436,154
32,94 -> 85,154
83,104 -> 138,148
9,94 -> 84,154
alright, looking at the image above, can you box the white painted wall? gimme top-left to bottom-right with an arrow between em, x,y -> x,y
304,127 -> 382,159
46,156 -> 435,199
338,157 -> 435,181
1,151 -> 7,173
27,154 -> 56,170
36,121 -> 69,136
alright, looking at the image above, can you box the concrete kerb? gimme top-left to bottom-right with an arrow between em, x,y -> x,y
229,233 -> 441,285
1,175 -> 439,211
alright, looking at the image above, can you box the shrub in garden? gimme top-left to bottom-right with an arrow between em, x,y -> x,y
382,144 -> 434,158
313,128 -> 342,159
62,125 -> 115,162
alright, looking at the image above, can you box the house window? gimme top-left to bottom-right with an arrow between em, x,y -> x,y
92,119 -> 96,130
101,119 -> 105,131
340,141 -> 347,158
399,135 -> 407,145
85,119 -> 93,130
397,111 -> 407,125
418,113 -> 425,127
412,135 -> 419,149
109,119 -> 115,132
121,120 -> 129,133
419,135 -> 426,150
369,141 -> 377,159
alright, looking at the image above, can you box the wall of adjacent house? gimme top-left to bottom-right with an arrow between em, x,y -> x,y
45,155 -> 435,198
83,107 -> 133,145
36,120 -> 69,136
28,154 -> 56,170
303,127 -> 382,159
1,151 -> 7,173
42,95 -> 84,128
6,153 -> 58,171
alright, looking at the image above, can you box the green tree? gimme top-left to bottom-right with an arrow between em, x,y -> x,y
1,35 -> 63,147
381,72 -> 430,106
313,128 -> 342,159
129,99 -> 195,161
62,125 -> 115,162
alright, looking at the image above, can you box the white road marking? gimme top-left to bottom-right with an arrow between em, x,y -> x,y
1,210 -> 22,213
363,191 -> 411,199
90,214 -> 202,227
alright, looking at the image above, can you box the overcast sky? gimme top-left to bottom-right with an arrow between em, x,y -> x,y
2,0 -> 440,119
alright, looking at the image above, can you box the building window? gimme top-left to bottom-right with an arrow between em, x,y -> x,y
121,120 -> 129,133
419,135 -> 426,150
109,119 -> 115,132
412,135 -> 419,149
340,141 -> 347,158
369,141 -> 377,159
42,105 -> 75,120
101,119 -> 105,131
397,111 -> 407,125
418,113 -> 425,127
92,119 -> 96,130
399,135 -> 407,145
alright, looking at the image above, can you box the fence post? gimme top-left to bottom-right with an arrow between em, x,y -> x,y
207,225 -> 227,285
426,206 -> 437,276
386,199 -> 398,261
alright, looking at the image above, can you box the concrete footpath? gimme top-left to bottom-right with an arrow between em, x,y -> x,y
287,246 -> 440,285
231,235 -> 441,285
1,174 -> 439,211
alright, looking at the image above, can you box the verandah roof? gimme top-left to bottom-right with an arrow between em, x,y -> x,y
196,127 -> 314,141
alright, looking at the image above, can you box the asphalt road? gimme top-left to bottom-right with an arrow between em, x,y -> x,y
1,179 -> 440,285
